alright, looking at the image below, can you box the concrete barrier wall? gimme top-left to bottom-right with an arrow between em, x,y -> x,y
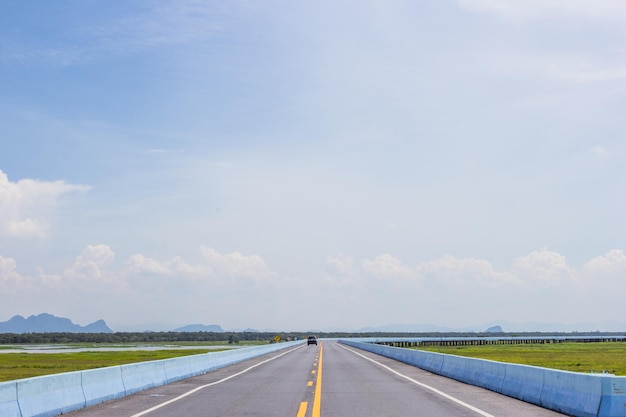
0,381 -> 21,417
439,353 -> 468,382
540,369 -> 602,417
417,350 -> 444,374
461,356 -> 506,392
500,361 -> 544,405
10,341 -> 302,417
163,355 -> 197,383
599,377 -> 626,417
339,340 -> 626,417
187,354 -> 213,377
17,372 -> 86,417
81,366 -> 126,407
121,360 -> 168,395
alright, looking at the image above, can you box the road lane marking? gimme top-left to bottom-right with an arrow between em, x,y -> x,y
307,381 -> 313,387
130,345 -> 305,417
337,344 -> 495,417
312,344 -> 323,417
296,402 -> 308,417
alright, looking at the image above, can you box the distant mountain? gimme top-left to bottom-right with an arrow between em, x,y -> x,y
480,320 -> 626,333
174,324 -> 224,332
353,320 -> 626,334
0,313 -> 112,333
485,325 -> 504,333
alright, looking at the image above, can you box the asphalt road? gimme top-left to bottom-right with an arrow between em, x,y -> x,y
66,341 -> 568,417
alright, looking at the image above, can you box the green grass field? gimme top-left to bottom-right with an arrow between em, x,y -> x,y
0,348 -> 222,382
417,342 -> 626,375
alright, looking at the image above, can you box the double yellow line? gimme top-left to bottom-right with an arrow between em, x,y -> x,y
297,344 -> 323,417
313,344 -> 323,417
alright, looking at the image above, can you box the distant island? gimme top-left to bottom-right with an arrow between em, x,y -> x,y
174,324 -> 224,332
485,325 -> 504,333
1,313 -> 624,345
2,313 -> 623,335
0,313 -> 112,333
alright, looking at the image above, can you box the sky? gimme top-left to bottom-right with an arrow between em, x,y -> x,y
1,0 -> 625,332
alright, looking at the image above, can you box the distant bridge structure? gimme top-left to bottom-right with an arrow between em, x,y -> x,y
367,335 -> 626,348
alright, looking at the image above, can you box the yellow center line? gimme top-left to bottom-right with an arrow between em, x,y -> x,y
297,402 -> 308,417
312,344 -> 323,417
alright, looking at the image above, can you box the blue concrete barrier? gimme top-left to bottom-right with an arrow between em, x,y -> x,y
599,377 -> 626,417
440,353 -> 468,382
121,360 -> 169,395
540,370 -> 602,417
208,349 -> 241,370
163,355 -> 196,383
81,366 -> 125,407
339,340 -> 626,417
501,362 -> 544,405
0,381 -> 20,417
186,354 -> 212,377
10,341 -> 302,417
416,350 -> 445,374
17,372 -> 85,417
463,356 -> 506,392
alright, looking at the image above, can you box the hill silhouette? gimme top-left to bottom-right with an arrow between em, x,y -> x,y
0,313 -> 112,333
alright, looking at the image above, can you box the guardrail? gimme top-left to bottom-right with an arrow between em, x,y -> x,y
339,339 -> 626,417
0,341 -> 303,417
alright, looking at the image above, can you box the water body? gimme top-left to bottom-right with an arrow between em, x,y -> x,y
0,344 -> 240,354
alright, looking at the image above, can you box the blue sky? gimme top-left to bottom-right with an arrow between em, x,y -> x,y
1,0 -> 625,332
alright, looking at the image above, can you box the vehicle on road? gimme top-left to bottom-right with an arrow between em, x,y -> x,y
307,336 -> 317,345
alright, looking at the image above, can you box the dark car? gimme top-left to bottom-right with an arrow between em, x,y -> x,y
307,335 -> 317,345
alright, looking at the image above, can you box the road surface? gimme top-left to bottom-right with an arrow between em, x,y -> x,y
67,341 -> 567,417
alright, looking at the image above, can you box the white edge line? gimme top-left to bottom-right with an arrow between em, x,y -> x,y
130,345 -> 304,417
337,343 -> 496,417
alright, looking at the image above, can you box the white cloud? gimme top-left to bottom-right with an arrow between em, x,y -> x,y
417,255 -> 516,288
200,246 -> 274,282
361,254 -> 415,282
323,253 -> 518,290
457,0 -> 626,20
125,254 -> 175,276
511,250 -> 575,287
321,254 -> 356,290
325,254 -> 355,277
0,170 -> 90,238
583,249 -> 626,277
0,245 -> 278,326
122,246 -> 277,287
324,251 -> 582,290
124,254 -> 214,279
121,246 -> 276,292
64,244 -> 115,281
2,245 -> 626,329
0,255 -> 21,284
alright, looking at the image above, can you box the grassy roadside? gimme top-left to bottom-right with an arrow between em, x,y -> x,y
416,342 -> 626,375
0,348 -> 223,382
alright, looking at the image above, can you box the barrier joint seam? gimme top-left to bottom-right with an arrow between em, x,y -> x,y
15,382 -> 23,417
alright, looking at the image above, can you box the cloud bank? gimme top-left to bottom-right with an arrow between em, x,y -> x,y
0,170 -> 90,238
2,245 -> 624,331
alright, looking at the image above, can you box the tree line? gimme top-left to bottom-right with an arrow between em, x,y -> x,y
0,332 -> 277,344
1,330 -> 621,345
